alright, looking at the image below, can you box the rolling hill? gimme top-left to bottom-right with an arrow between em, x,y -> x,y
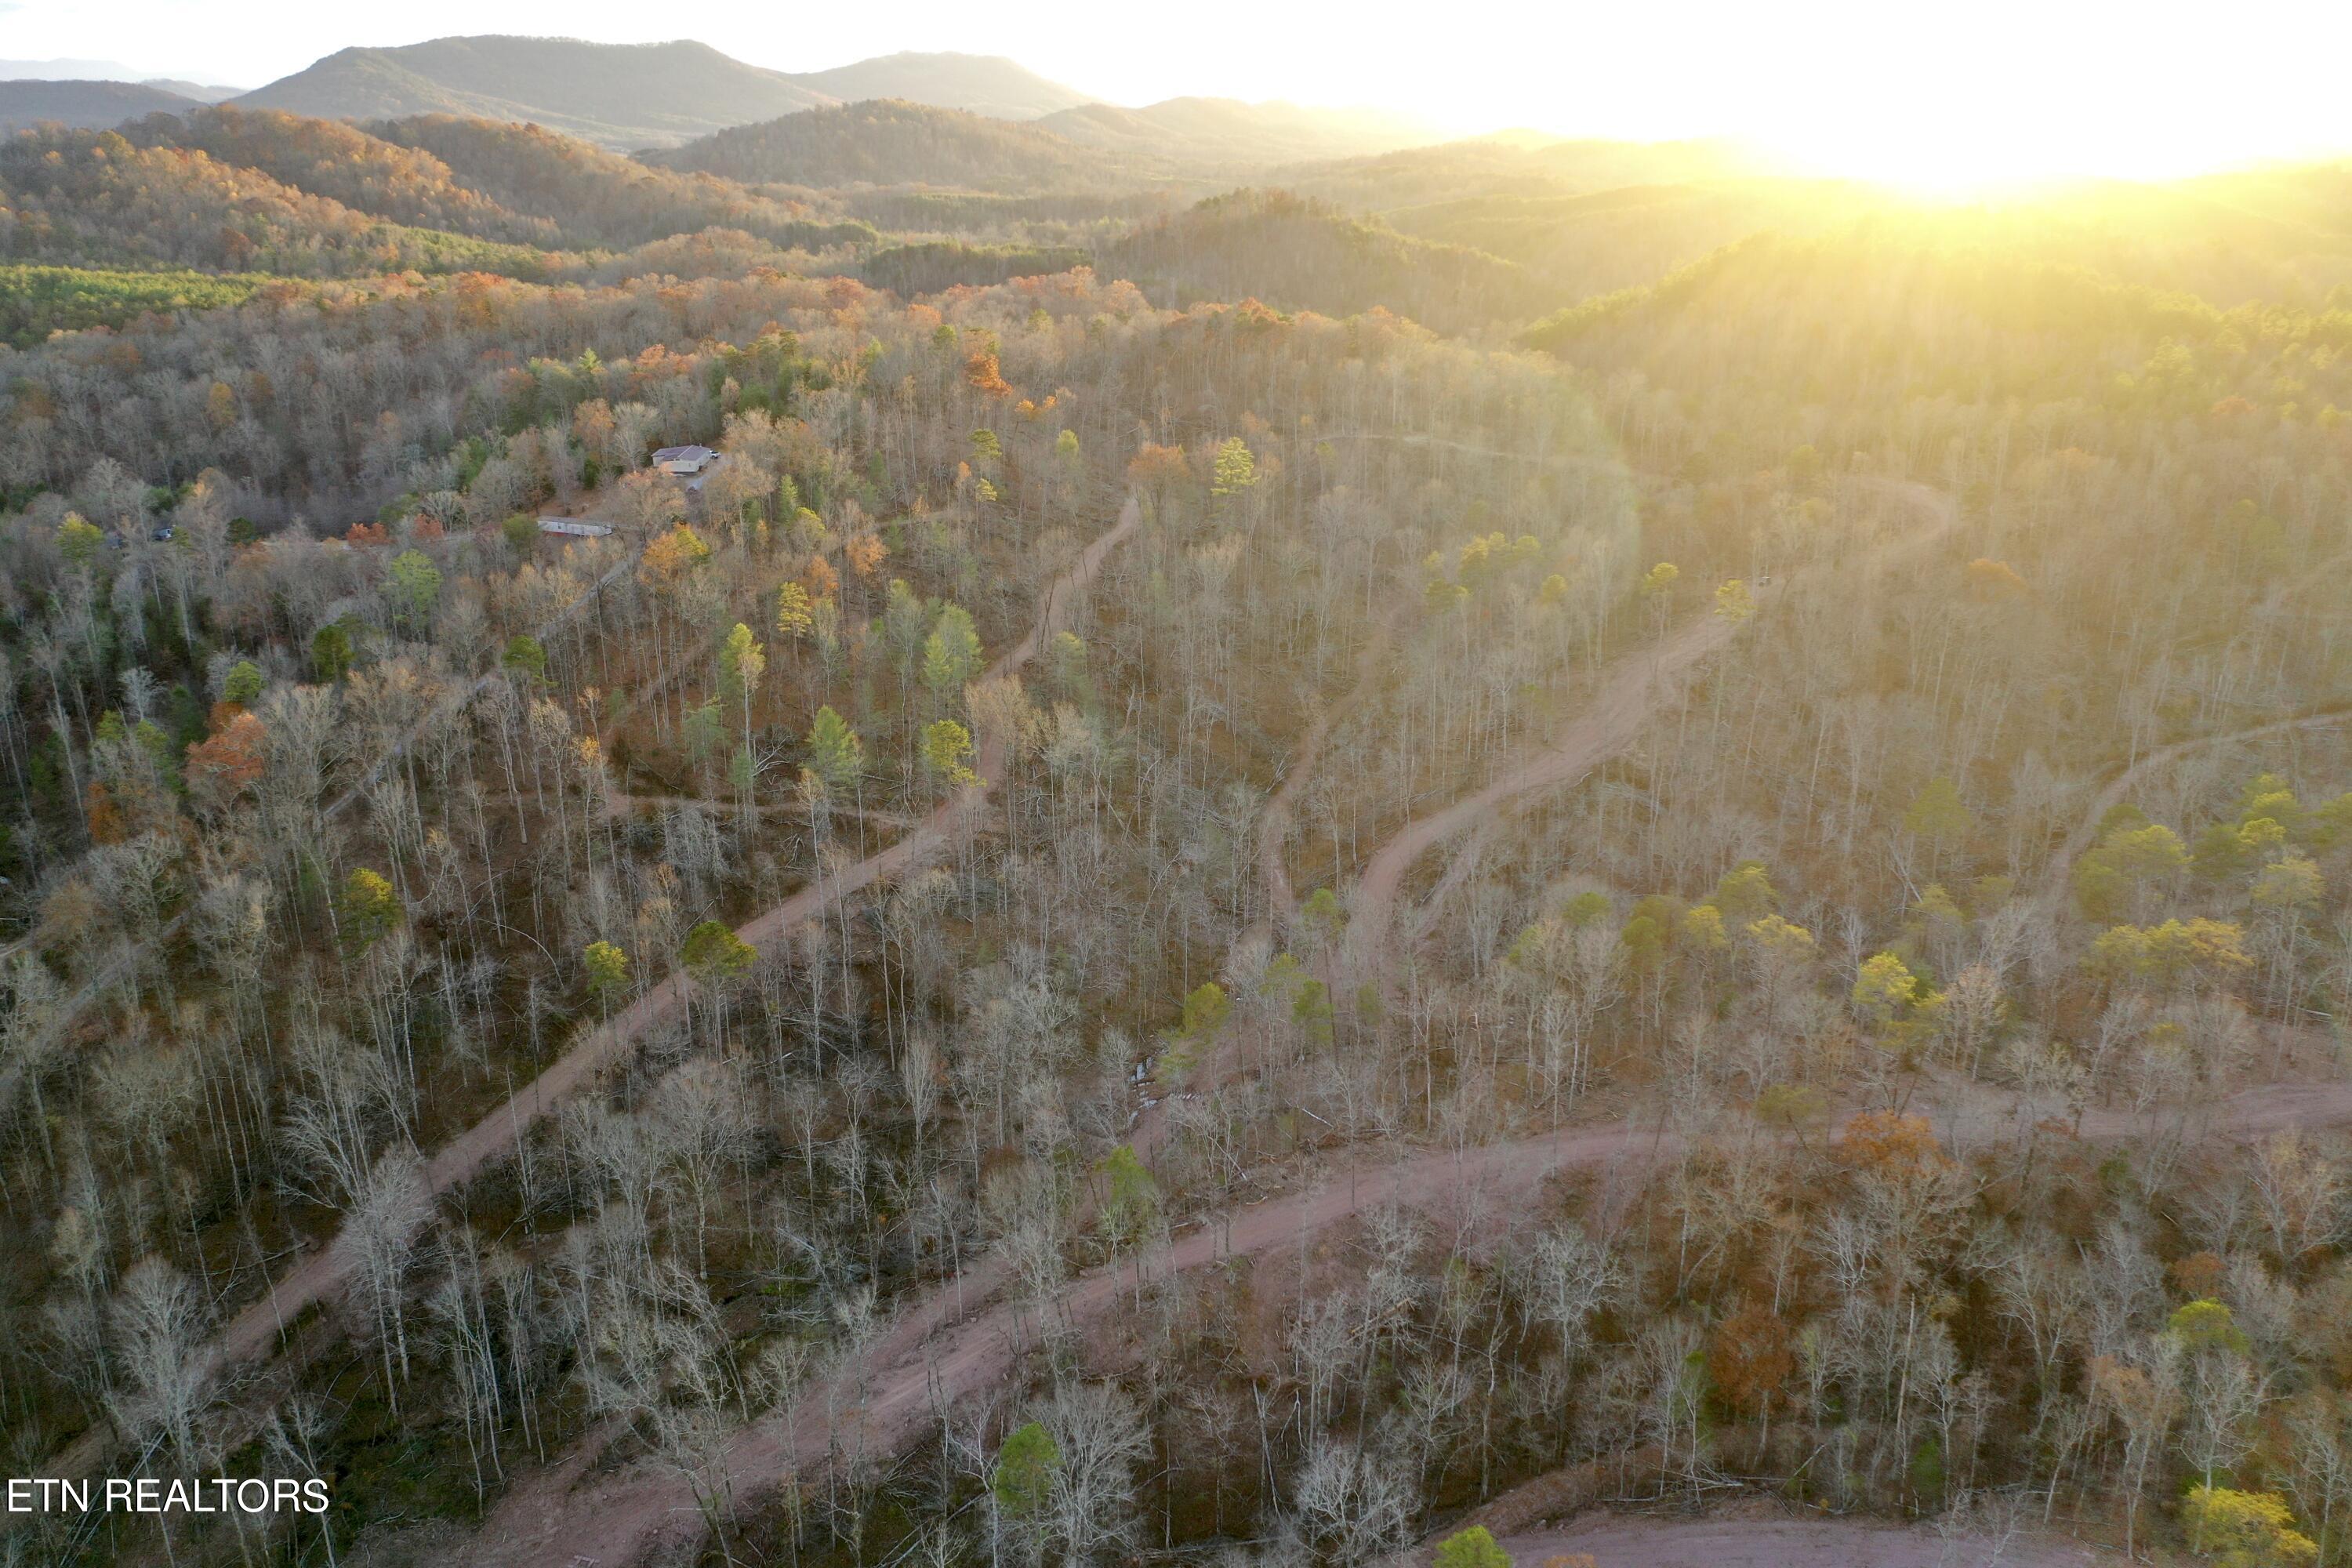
787,52 -> 1091,121
0,121 -> 563,277
1101,188 -> 1550,335
235,35 -> 837,149
0,78 -> 200,133
1039,96 -> 1437,166
365,114 -> 875,249
646,99 -> 1136,193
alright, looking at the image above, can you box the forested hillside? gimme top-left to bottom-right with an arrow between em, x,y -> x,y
0,78 -> 199,132
5,48 -> 2352,1568
644,99 -> 1151,194
234,36 -> 838,150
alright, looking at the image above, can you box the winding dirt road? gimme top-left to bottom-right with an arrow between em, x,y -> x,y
36,499 -> 1141,1489
464,481 -> 1965,1563
2029,706 -> 2352,928
474,1069 -> 2352,1567
1345,480 -> 1958,986
456,473 -> 2352,1567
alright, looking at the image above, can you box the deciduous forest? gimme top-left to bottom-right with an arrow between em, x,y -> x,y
3,43 -> 2352,1568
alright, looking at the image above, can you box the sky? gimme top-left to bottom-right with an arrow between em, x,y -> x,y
5,0 -> 2349,187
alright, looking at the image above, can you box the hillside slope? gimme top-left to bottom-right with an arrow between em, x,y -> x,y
787,51 -> 1090,120
1040,96 -> 1436,165
1102,188 -> 1548,333
0,78 -> 198,133
0,124 -> 562,277
235,36 -> 836,149
361,114 -> 872,249
647,98 -> 1138,192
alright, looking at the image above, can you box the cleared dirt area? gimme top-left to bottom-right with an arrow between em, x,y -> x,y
1486,1514 -> 2117,1568
1474,1508 -> 2122,1568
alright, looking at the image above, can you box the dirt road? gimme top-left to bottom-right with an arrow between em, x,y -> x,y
473,1067 -> 2352,1566
457,475 -> 2352,1567
1469,1510 -> 2122,1568
36,499 -> 1141,1488
2028,706 -> 2352,929
1347,480 -> 1957,986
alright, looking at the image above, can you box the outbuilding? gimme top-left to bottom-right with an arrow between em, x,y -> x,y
652,445 -> 715,476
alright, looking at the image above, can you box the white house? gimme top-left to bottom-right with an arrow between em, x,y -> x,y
539,517 -> 614,538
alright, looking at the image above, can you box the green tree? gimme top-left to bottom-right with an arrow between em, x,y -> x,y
2171,1298 -> 2252,1356
2252,855 -> 2324,909
1434,1526 -> 1514,1568
684,699 -> 725,768
220,659 -> 265,709
500,513 -> 539,554
1714,578 -> 1755,622
56,513 -> 104,572
921,719 -> 978,788
584,940 -> 630,1004
1301,886 -> 1346,947
1098,1144 -> 1160,1245
501,634 -> 548,686
387,549 -> 442,631
679,920 -> 755,985
310,622 -> 354,682
337,868 -> 401,953
1852,951 -> 1941,1051
1210,436 -> 1258,499
805,706 -> 863,793
1178,981 -> 1231,1039
2078,822 -> 2191,920
1710,860 -> 1779,921
992,1420 -> 1061,1520
921,604 -> 982,704
1904,775 -> 1973,855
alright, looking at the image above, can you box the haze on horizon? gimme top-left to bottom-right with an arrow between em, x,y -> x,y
5,0 -> 2349,190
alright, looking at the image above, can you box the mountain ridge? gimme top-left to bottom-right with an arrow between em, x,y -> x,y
0,78 -> 204,134
232,35 -> 1105,150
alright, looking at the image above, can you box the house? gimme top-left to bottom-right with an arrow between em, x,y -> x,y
539,517 -> 614,538
652,445 -> 715,476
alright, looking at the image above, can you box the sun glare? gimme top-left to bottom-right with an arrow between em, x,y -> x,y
1764,112 -> 2265,198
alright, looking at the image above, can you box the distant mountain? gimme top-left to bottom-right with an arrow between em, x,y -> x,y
647,99 -> 1139,193
1040,97 -> 1437,167
0,78 -> 201,134
1282,136 -> 1771,213
1,56 -> 154,80
0,59 -> 242,100
365,114 -> 876,251
236,36 -> 837,150
140,79 -> 246,104
788,53 -> 1090,122
1102,188 -> 1548,336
